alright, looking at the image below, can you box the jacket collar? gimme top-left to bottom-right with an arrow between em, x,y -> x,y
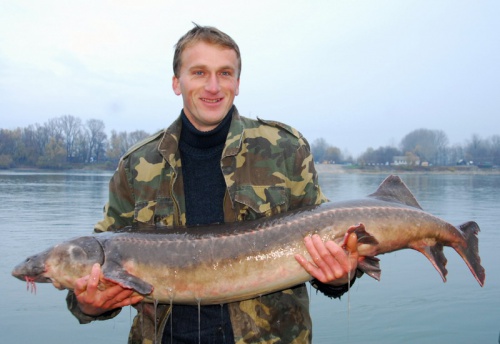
158,106 -> 245,168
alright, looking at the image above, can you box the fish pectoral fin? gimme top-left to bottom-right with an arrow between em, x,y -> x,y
357,256 -> 381,281
102,268 -> 153,295
346,223 -> 379,246
344,223 -> 381,280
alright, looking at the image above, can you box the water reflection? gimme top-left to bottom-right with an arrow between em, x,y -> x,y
1,171 -> 499,344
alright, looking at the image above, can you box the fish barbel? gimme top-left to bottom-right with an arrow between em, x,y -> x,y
12,175 -> 485,305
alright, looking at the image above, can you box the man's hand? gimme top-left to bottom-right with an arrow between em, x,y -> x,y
295,232 -> 358,286
74,263 -> 144,316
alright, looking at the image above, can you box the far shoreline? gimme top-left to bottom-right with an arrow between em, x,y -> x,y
315,164 -> 500,175
2,164 -> 499,175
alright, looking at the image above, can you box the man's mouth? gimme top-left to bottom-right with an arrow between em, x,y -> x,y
201,98 -> 222,103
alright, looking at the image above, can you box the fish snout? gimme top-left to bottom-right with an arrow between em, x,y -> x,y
11,255 -> 47,282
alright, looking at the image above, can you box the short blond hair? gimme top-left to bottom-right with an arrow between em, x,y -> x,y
173,23 -> 241,78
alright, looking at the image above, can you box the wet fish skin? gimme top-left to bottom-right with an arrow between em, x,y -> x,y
11,175 -> 485,305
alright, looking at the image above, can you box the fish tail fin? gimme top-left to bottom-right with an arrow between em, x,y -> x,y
454,221 -> 485,287
413,221 -> 485,287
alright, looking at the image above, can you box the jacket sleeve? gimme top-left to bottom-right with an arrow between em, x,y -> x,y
311,272 -> 362,299
66,291 -> 122,324
287,138 -> 328,209
94,158 -> 136,233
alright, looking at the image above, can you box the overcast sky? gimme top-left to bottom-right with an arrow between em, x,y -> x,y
1,0 -> 499,157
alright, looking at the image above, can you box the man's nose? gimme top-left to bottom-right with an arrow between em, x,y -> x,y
205,74 -> 220,93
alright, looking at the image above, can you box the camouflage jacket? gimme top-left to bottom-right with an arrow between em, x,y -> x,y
68,107 -> 328,343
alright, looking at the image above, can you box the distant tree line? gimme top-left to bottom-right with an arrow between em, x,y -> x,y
312,128 -> 500,168
1,116 -> 499,169
0,114 -> 151,169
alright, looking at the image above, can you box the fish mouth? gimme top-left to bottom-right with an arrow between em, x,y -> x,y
12,271 -> 51,283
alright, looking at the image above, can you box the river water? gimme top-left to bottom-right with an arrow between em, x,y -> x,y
1,170 -> 498,343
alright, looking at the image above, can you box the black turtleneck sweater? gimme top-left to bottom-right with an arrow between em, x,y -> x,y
178,108 -> 232,226
162,107 -> 234,343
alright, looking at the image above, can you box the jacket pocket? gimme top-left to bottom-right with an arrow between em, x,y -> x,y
134,197 -> 175,225
234,185 -> 287,220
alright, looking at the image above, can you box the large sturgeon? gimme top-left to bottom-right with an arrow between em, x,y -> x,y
12,175 -> 485,305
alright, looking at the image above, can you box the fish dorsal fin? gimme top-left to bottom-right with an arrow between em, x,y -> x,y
368,175 -> 423,209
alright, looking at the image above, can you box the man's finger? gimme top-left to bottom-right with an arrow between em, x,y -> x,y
345,232 -> 358,253
91,263 -> 101,280
80,263 -> 102,298
303,235 -> 320,264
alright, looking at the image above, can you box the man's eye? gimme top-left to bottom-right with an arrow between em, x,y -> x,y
221,71 -> 231,76
194,71 -> 204,76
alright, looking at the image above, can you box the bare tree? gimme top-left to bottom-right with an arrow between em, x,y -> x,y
128,130 -> 150,148
311,138 -> 329,163
400,128 -> 449,165
465,134 -> 492,165
358,146 -> 402,165
490,135 -> 500,166
45,117 -> 64,143
85,119 -> 107,162
59,115 -> 82,162
324,146 -> 342,164
448,144 -> 466,165
106,130 -> 129,163
106,129 -> 150,163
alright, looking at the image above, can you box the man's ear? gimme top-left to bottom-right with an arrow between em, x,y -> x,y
172,76 -> 181,95
235,78 -> 240,96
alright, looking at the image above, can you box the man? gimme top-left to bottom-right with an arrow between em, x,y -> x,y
66,24 -> 359,343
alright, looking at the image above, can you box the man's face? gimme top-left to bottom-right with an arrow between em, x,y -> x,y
172,41 -> 240,131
